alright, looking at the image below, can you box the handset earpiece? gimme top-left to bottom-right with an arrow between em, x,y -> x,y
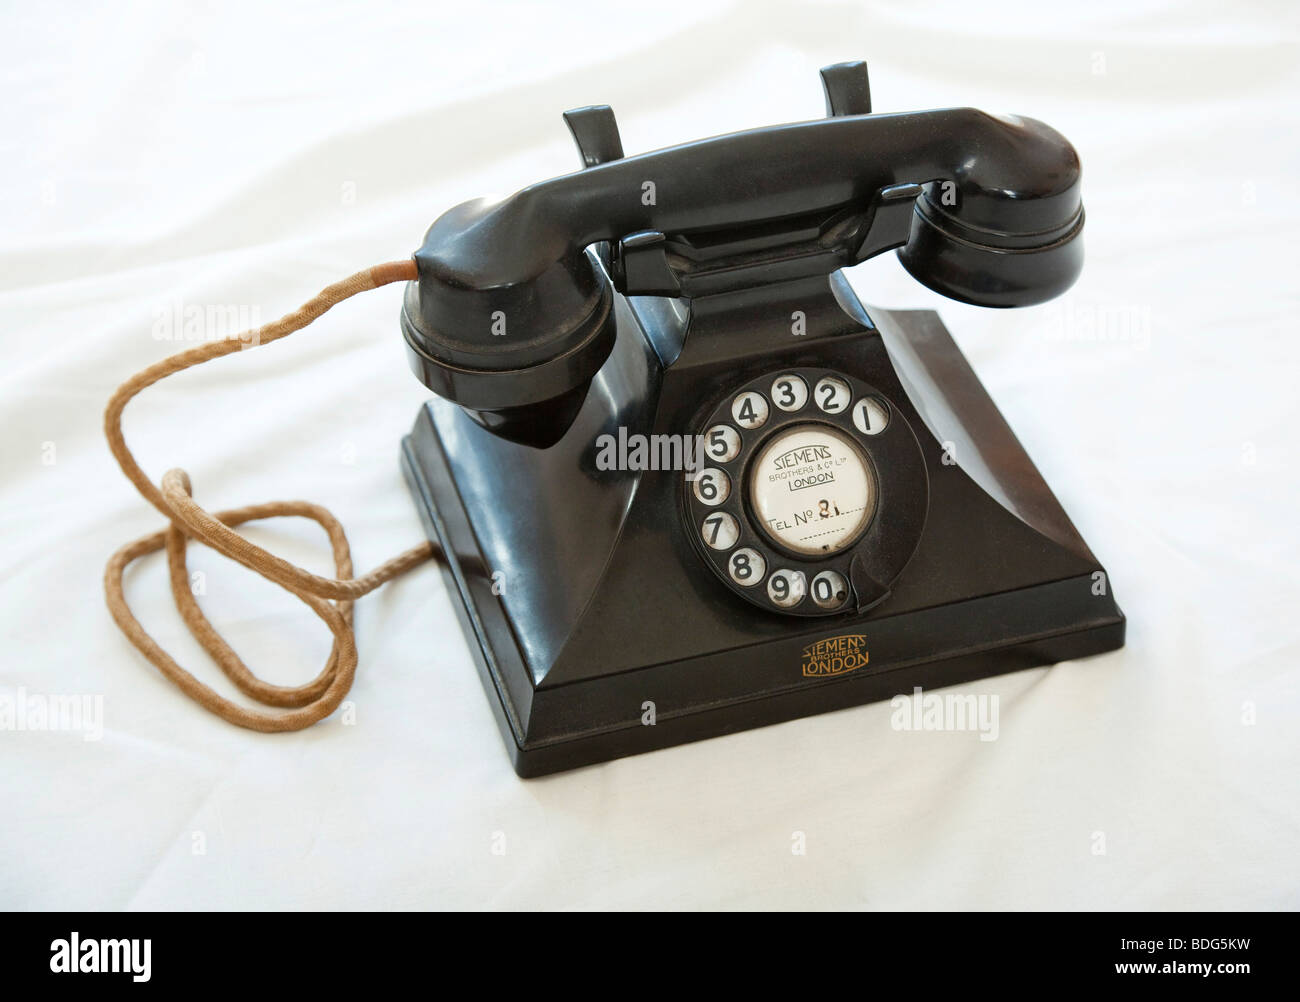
896,112 -> 1084,308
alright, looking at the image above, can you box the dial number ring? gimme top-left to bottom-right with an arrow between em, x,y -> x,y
682,368 -> 927,619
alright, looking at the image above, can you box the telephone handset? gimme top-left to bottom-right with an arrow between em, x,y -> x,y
401,60 -> 1083,448
106,61 -> 1121,773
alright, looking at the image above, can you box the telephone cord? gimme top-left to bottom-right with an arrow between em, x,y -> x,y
103,259 -> 442,732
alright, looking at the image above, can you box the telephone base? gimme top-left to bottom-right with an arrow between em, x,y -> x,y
400,290 -> 1124,777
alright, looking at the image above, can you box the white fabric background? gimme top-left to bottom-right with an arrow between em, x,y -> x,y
2,0 -> 1297,910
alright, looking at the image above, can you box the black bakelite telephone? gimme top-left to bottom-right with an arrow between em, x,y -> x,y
107,59 -> 1123,772
398,61 -> 1125,775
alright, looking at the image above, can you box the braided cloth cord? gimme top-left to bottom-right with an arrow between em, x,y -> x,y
103,260 -> 441,731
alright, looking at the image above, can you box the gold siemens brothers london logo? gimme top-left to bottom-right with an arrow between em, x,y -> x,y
801,634 -> 869,677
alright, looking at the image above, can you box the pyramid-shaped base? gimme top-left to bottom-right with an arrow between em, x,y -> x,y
401,287 -> 1124,776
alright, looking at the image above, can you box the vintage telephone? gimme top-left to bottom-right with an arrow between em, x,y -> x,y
398,60 -> 1124,775
106,61 -> 1123,775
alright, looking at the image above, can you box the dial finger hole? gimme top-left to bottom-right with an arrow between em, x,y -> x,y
813,376 -> 851,414
728,547 -> 766,586
704,424 -> 741,463
731,391 -> 769,430
766,569 -> 807,608
691,467 -> 730,506
810,570 -> 849,609
701,512 -> 739,550
852,397 -> 889,436
770,374 -> 808,412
